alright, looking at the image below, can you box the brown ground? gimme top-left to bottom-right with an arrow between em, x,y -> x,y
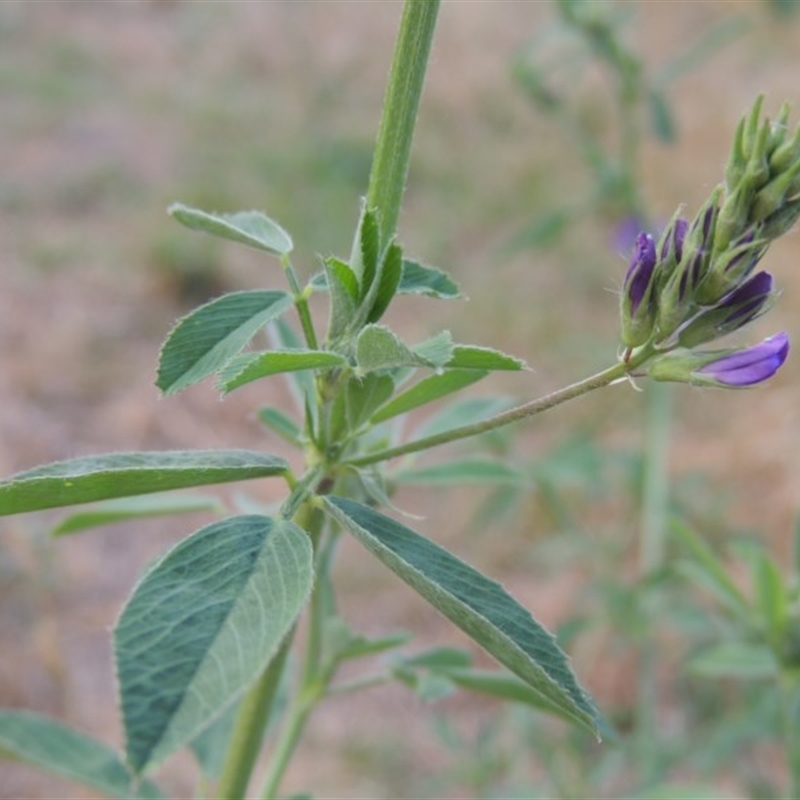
2,2 -> 800,798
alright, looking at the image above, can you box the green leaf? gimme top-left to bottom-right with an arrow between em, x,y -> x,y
370,369 -> 488,425
356,325 -> 450,373
257,407 -> 303,447
0,710 -> 164,799
157,290 -> 293,395
441,667 -> 599,724
355,206 -> 381,294
53,493 -> 224,536
367,242 -> 404,323
0,450 -> 287,516
218,350 -> 346,394
394,459 -> 528,486
324,618 -> 411,663
397,647 -> 472,671
115,514 -> 313,774
688,642 -> 779,679
168,203 -> 293,256
324,257 -> 359,341
343,373 -> 396,430
647,89 -> 676,143
671,521 -> 749,616
412,331 -> 455,367
753,552 -> 787,642
399,259 -> 462,299
446,345 -> 526,371
324,497 -> 600,735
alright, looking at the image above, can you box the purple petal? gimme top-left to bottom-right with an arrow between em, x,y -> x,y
720,271 -> 773,325
698,332 -> 790,386
624,232 -> 656,314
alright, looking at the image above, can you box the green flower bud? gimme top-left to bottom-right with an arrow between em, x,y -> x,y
760,195 -> 800,241
751,159 -> 800,222
695,229 -> 766,303
656,191 -> 719,341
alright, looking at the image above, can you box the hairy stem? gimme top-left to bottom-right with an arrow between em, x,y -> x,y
347,358 -> 639,468
365,0 -> 441,246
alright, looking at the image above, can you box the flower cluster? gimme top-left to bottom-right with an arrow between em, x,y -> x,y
620,97 -> 797,388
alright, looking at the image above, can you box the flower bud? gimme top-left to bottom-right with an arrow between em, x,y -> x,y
656,192 -> 719,340
676,271 -> 775,349
695,229 -> 766,303
648,332 -> 789,388
620,232 -> 658,347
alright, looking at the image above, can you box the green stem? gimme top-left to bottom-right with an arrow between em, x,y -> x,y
214,501 -> 319,800
635,381 -> 672,786
347,358 -> 637,468
259,690 -> 317,800
214,631 -> 295,800
365,0 -> 441,246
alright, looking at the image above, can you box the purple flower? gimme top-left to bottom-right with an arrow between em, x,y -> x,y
624,232 -> 657,316
659,217 -> 688,265
719,271 -> 774,327
697,332 -> 789,386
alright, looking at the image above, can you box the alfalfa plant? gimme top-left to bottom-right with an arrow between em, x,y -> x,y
0,2 -> 797,797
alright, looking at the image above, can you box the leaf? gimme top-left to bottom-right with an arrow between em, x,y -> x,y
367,242 -> 403,323
218,350 -> 346,394
343,373 -> 396,430
412,331 -> 455,367
323,618 -> 411,663
324,497 -> 600,735
356,325 -> 449,373
671,521 -> 749,616
394,459 -> 528,486
355,206 -> 381,294
0,710 -> 164,799
441,667 -> 594,723
647,89 -> 676,143
399,259 -> 462,299
753,552 -> 787,642
396,647 -> 472,671
115,514 -> 313,774
157,290 -> 293,395
168,203 -> 292,255
370,369 -> 488,425
324,257 -> 359,341
257,407 -> 303,447
446,345 -> 526,371
687,642 -> 779,679
53,493 -> 224,536
0,450 -> 288,516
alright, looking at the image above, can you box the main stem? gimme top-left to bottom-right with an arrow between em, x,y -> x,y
218,4 -> 441,796
365,0 -> 441,246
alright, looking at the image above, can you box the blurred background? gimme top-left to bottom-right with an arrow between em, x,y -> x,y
2,1 -> 800,797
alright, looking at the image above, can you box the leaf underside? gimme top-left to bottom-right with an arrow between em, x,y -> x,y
115,514 -> 313,773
